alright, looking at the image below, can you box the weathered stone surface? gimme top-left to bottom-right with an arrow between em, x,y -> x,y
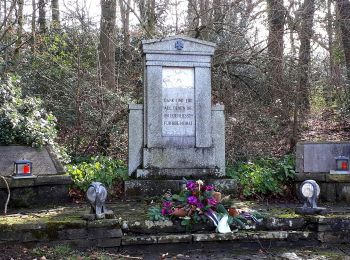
295,142 -> 350,202
34,175 -> 72,185
124,180 -> 182,197
0,184 -> 71,208
0,175 -> 71,189
259,217 -> 307,231
124,179 -> 237,198
58,229 -> 88,240
136,168 -> 220,179
193,232 -> 241,242
127,36 -> 225,186
142,36 -> 216,55
4,201 -> 350,248
295,173 -> 326,182
0,231 -> 22,241
317,231 -> 350,243
143,147 -> 215,169
128,104 -> 143,176
195,66 -> 212,147
122,235 -> 158,245
0,145 -> 62,176
212,105 -> 225,177
88,228 -> 122,239
157,234 -> 192,244
337,184 -> 350,202
326,174 -> 350,182
298,142 -> 350,173
87,219 -> 120,228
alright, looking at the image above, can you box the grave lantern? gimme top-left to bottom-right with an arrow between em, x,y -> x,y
14,159 -> 32,177
335,156 -> 349,171
295,179 -> 328,215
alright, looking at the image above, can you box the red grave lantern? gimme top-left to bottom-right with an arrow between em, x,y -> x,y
335,156 -> 349,171
14,159 -> 33,177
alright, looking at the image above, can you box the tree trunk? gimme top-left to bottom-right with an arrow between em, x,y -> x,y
32,0 -> 36,53
15,0 -> 24,59
336,0 -> 350,84
325,0 -> 342,103
51,0 -> 60,28
119,0 -> 131,59
198,0 -> 212,40
291,0 -> 315,149
146,0 -> 155,37
266,0 -> 285,104
187,0 -> 199,37
38,0 -> 46,33
213,0 -> 224,35
297,0 -> 315,111
99,0 -> 116,90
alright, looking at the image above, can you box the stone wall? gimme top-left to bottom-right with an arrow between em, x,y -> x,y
296,142 -> 350,201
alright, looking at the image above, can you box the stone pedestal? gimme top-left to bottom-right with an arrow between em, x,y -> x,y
126,36 -> 230,197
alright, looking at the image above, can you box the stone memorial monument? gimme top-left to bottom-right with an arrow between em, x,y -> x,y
126,36 -> 233,196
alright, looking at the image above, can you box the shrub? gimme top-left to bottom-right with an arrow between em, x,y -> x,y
0,74 -> 69,162
66,156 -> 128,191
227,155 -> 295,197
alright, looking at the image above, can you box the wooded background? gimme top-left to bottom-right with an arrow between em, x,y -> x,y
1,0 -> 350,163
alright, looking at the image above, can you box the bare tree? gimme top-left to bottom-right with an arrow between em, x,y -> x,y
295,0 -> 316,112
266,0 -> 285,104
291,0 -> 315,148
32,0 -> 36,52
146,0 -> 156,37
187,0 -> 199,37
15,0 -> 24,59
99,0 -> 116,89
51,0 -> 60,28
119,0 -> 131,58
336,0 -> 350,84
38,0 -> 46,33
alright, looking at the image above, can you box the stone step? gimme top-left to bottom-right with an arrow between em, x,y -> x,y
122,231 -> 314,246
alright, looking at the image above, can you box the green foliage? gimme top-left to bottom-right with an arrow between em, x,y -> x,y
227,155 -> 295,197
148,206 -> 165,221
19,28 -> 136,158
0,74 -> 69,162
66,156 -> 127,191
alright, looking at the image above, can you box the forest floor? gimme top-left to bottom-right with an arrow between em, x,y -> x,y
301,107 -> 350,142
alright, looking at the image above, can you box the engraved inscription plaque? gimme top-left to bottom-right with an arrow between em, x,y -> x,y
162,67 -> 195,136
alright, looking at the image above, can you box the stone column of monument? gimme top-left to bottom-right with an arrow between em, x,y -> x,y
126,36 -> 233,197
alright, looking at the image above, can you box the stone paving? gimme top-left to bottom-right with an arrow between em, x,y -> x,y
2,200 -> 350,249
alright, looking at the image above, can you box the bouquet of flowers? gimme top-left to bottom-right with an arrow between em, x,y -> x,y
148,179 -> 263,232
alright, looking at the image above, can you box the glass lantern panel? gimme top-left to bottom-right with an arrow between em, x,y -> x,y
337,160 -> 349,170
18,164 -> 31,174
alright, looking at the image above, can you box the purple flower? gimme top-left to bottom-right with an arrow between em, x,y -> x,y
186,181 -> 197,191
187,195 -> 199,205
163,201 -> 173,208
161,208 -> 167,215
207,198 -> 218,207
205,185 -> 215,191
196,202 -> 204,209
